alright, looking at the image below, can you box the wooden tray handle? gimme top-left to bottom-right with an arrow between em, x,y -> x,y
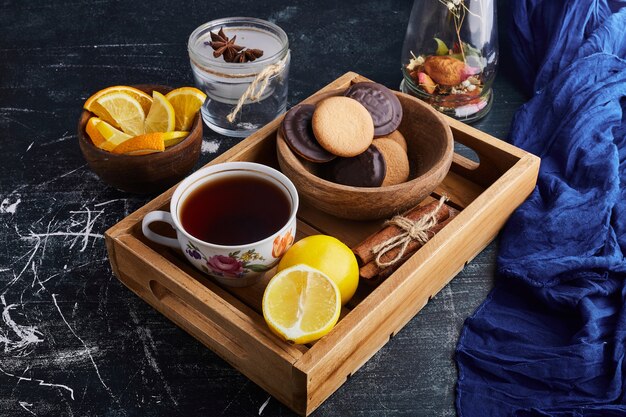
147,278 -> 249,360
446,118 -> 522,188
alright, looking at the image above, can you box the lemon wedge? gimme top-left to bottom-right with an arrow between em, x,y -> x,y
95,92 -> 145,136
144,91 -> 176,133
165,87 -> 207,131
162,131 -> 189,147
262,264 -> 341,344
94,120 -> 133,151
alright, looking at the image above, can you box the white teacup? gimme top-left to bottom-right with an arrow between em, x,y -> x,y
142,162 -> 298,287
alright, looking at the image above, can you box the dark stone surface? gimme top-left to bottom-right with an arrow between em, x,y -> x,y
0,1 -> 525,416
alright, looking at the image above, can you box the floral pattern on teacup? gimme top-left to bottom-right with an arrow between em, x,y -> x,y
185,241 -> 270,278
272,229 -> 294,258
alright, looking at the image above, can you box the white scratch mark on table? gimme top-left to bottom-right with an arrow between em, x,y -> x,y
258,396 -> 271,415
0,295 -> 43,354
41,132 -> 75,147
52,293 -> 114,401
0,107 -> 56,115
0,196 -> 21,214
9,164 -> 86,195
220,380 -> 250,415
19,401 -> 37,416
129,309 -> 179,406
0,42 -> 178,53
94,199 -> 125,207
0,366 -> 75,400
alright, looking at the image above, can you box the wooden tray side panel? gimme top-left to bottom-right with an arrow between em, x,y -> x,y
295,154 -> 540,415
103,72 -> 541,417
106,234 -> 308,415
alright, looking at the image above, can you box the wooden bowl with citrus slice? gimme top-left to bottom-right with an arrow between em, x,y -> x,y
78,84 -> 204,194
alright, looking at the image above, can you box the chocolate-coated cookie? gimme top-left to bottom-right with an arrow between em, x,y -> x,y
281,104 -> 336,163
372,138 -> 410,186
326,145 -> 386,187
344,82 -> 402,137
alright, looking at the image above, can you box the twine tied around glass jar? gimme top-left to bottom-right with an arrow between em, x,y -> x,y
372,196 -> 448,268
226,54 -> 289,123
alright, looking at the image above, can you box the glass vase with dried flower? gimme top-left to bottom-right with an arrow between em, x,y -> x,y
400,0 -> 498,122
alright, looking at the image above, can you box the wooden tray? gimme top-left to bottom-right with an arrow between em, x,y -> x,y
105,72 -> 540,416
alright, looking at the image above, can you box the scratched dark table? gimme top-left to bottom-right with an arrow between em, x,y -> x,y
0,1 -> 524,416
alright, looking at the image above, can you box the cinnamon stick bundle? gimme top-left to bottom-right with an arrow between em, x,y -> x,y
352,200 -> 458,284
358,215 -> 456,284
353,200 -> 450,265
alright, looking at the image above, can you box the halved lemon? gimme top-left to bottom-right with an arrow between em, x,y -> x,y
95,92 -> 145,136
111,132 -> 166,155
94,120 -> 133,151
165,87 -> 207,131
262,264 -> 341,344
277,235 -> 359,305
85,117 -> 107,147
84,86 -> 153,114
144,91 -> 175,133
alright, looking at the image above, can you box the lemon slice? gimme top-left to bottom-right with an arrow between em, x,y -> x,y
85,117 -> 107,147
144,91 -> 176,133
84,85 -> 153,114
95,92 -> 145,136
165,87 -> 207,131
94,120 -> 133,152
111,132 -> 166,155
262,264 -> 341,344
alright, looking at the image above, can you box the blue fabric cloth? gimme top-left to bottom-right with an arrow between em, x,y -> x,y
455,1 -> 626,416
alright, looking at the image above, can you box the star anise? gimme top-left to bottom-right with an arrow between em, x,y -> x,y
233,49 -> 265,63
205,27 -> 264,63
206,27 -> 244,62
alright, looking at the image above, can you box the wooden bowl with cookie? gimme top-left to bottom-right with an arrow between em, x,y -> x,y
78,84 -> 203,194
276,82 -> 454,220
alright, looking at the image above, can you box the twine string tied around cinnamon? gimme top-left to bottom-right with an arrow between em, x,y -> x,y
226,54 -> 289,123
372,196 -> 448,268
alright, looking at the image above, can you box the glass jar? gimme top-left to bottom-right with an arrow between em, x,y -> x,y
188,17 -> 290,138
400,0 -> 498,122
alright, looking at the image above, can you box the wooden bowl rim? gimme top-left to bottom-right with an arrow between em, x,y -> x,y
77,84 -> 203,161
277,88 -> 454,194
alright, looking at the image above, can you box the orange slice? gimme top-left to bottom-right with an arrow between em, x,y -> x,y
165,87 -> 206,131
85,117 -> 107,147
110,132 -> 166,155
84,85 -> 153,114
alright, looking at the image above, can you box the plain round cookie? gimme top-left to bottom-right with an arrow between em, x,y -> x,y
312,97 -> 374,157
385,130 -> 408,153
372,138 -> 410,186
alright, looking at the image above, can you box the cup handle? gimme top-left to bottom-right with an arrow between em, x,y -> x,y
142,211 -> 180,249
